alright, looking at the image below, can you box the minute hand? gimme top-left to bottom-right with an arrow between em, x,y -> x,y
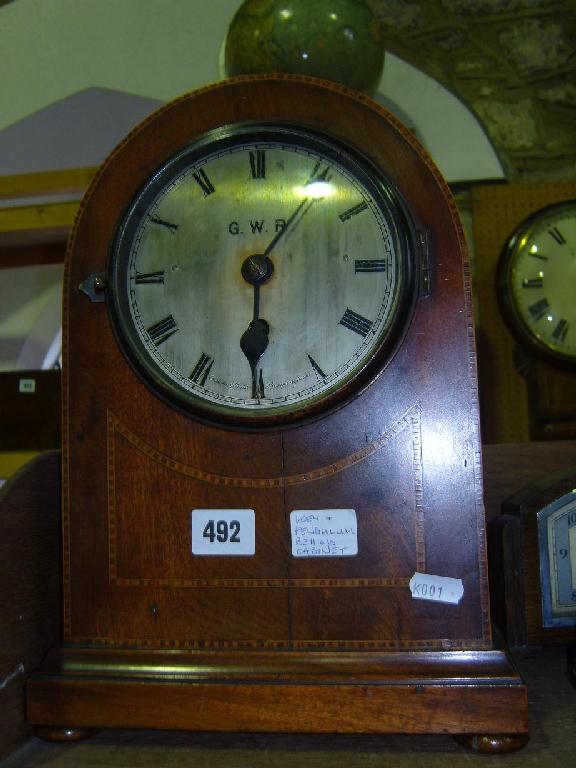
262,196 -> 313,257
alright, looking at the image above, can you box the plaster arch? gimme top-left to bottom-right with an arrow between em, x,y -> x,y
0,0 -> 502,182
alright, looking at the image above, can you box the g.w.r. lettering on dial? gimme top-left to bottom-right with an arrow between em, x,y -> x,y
228,219 -> 287,235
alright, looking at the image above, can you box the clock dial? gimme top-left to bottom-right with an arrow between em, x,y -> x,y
500,200 -> 576,365
539,490 -> 576,628
109,125 -> 415,421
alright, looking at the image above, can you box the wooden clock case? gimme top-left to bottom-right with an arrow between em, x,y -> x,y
27,76 -> 528,751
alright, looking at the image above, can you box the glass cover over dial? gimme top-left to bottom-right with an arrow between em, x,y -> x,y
108,125 -> 415,422
501,200 -> 576,366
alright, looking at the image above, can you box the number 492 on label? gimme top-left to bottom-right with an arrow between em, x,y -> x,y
191,509 -> 255,556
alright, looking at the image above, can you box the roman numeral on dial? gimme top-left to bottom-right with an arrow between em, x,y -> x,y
192,169 -> 215,196
307,160 -> 331,184
307,354 -> 326,380
146,315 -> 178,346
135,270 -> 165,284
528,298 -> 550,322
549,226 -> 566,245
149,216 -> 178,232
190,353 -> 214,385
339,201 -> 368,222
522,277 -> 543,288
339,308 -> 373,337
552,318 -> 569,343
355,259 -> 386,273
249,150 -> 266,179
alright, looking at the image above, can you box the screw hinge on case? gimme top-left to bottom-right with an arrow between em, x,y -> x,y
417,229 -> 431,298
79,272 -> 108,303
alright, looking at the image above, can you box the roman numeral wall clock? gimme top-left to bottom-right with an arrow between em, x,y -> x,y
497,199 -> 576,440
27,75 -> 528,752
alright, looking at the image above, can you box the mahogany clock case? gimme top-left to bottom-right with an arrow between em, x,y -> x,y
27,76 -> 528,744
58,76 -> 485,650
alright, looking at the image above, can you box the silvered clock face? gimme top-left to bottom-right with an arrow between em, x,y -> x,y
501,200 -> 576,366
108,125 -> 415,422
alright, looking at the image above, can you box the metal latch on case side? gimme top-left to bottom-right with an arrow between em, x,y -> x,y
79,272 -> 108,302
417,229 -> 431,298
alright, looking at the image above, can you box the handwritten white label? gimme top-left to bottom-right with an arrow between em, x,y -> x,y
409,572 -> 464,604
191,509 -> 255,556
290,509 -> 357,558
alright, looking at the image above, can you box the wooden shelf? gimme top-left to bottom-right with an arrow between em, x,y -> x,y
0,167 -> 96,258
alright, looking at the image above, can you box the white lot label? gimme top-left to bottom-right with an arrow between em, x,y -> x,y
290,509 -> 358,558
409,572 -> 464,604
191,509 -> 255,556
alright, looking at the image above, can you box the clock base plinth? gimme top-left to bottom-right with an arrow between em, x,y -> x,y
28,647 -> 528,743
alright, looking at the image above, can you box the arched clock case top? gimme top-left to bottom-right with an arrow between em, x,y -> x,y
28,75 -> 528,750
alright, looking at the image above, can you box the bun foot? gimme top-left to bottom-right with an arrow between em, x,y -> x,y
455,733 -> 529,753
34,726 -> 95,742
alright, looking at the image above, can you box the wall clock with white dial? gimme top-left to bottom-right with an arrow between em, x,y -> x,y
28,76 -> 528,752
498,200 -> 576,368
498,199 -> 576,439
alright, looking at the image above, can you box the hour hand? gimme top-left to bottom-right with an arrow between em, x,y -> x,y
240,319 -> 269,398
240,318 -> 269,364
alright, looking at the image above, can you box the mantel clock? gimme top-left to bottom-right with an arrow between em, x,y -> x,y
489,466 -> 576,647
27,75 -> 528,752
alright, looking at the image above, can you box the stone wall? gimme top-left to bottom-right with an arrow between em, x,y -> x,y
369,0 -> 576,181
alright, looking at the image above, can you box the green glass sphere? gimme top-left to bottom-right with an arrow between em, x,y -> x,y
224,0 -> 385,96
